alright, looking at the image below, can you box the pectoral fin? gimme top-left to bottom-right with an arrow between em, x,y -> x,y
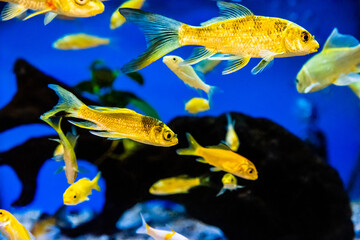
333,73 -> 360,86
23,9 -> 52,21
44,12 -> 57,25
68,120 -> 99,130
210,167 -> 222,172
90,130 -> 127,140
222,56 -> 251,75
196,158 -> 207,163
54,166 -> 65,174
180,47 -> 216,66
1,3 -> 27,21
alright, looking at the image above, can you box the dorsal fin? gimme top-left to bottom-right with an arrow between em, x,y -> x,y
207,143 -> 232,151
89,105 -> 138,114
323,28 -> 359,50
201,1 -> 254,26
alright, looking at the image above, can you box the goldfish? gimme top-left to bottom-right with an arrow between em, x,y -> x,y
296,28 -> 360,93
41,116 -> 79,184
216,173 -> 244,197
225,113 -> 239,152
149,175 -> 210,195
110,0 -> 145,29
41,84 -> 178,147
137,214 -> 189,240
119,1 -> 318,75
0,0 -> 104,25
177,133 -> 258,180
0,209 -> 33,240
195,59 -> 222,75
185,97 -> 210,114
163,55 -> 218,101
63,172 -> 101,205
52,33 -> 110,50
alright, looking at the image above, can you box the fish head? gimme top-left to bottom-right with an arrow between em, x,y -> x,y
222,173 -> 236,185
283,24 -> 319,55
63,187 -> 81,205
57,0 -> 104,17
150,122 -> 178,147
234,162 -> 258,180
162,55 -> 184,69
0,210 -> 11,225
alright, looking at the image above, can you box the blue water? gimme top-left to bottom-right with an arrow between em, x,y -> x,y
0,0 -> 359,216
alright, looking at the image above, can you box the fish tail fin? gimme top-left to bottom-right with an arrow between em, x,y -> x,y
176,133 -> 202,156
216,188 -> 226,197
40,116 -> 63,134
199,174 -> 211,186
207,85 -> 221,106
118,8 -> 183,73
91,172 -> 101,191
136,213 -> 149,234
41,84 -> 85,119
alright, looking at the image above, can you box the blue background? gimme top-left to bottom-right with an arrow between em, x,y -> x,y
0,0 -> 359,215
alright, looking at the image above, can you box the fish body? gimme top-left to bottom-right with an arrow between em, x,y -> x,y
296,28 -> 360,93
0,0 -> 104,25
149,175 -> 209,195
41,116 -> 78,184
42,84 -> 178,147
0,210 -> 33,240
110,0 -> 145,29
119,1 -> 318,75
216,173 -> 244,196
225,113 -> 239,152
136,214 -> 189,240
163,55 -> 217,101
53,33 -> 110,50
63,172 -> 101,205
177,133 -> 258,180
185,97 -> 210,114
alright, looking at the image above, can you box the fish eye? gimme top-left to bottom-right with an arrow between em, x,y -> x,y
173,57 -> 177,62
301,31 -> 309,42
0,212 -> 2,215
247,168 -> 254,174
163,131 -> 173,141
73,195 -> 77,199
75,0 -> 88,5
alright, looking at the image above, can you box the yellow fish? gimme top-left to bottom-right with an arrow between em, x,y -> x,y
216,173 -> 244,197
177,133 -> 258,180
119,1 -> 318,75
110,0 -> 145,29
41,116 -> 79,184
137,214 -> 189,240
53,33 -> 110,50
42,84 -> 178,147
195,59 -> 222,75
149,175 -> 210,195
163,55 -> 218,101
0,209 -> 33,240
296,28 -> 360,93
185,97 -> 210,114
0,0 -> 104,25
63,172 -> 101,205
225,113 -> 239,152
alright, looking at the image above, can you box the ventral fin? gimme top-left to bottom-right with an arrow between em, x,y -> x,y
251,58 -> 274,75
90,130 -> 127,140
217,1 -> 254,20
68,120 -> 99,130
323,28 -> 359,50
210,167 -> 222,172
23,8 -> 51,21
44,12 -> 57,25
196,158 -> 207,163
207,143 -> 232,150
222,56 -> 251,75
180,47 -> 216,66
333,73 -> 360,86
1,3 -> 27,21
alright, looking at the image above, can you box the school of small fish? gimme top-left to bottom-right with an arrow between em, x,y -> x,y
1,0 -> 357,238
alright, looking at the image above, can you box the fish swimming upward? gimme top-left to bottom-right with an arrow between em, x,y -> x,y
119,1 -> 319,75
296,28 -> 360,93
0,0 -> 104,25
225,113 -> 240,152
217,173 -> 244,197
0,209 -> 33,240
42,84 -> 178,147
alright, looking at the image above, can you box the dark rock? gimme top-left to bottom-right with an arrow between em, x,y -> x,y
0,59 -> 354,240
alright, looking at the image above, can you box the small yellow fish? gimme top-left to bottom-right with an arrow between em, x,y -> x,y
149,175 -> 210,195
63,172 -> 101,205
177,133 -> 258,180
216,173 -> 244,197
137,214 -> 189,240
110,0 -> 145,29
42,84 -> 178,147
296,28 -> 360,93
53,33 -> 110,50
119,1 -> 318,75
225,113 -> 239,152
41,116 -> 79,184
0,209 -> 33,240
185,97 -> 210,114
0,0 -> 104,25
163,55 -> 218,101
195,59 -> 222,75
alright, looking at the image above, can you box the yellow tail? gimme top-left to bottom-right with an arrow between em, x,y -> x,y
176,133 -> 202,156
91,172 -> 101,191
